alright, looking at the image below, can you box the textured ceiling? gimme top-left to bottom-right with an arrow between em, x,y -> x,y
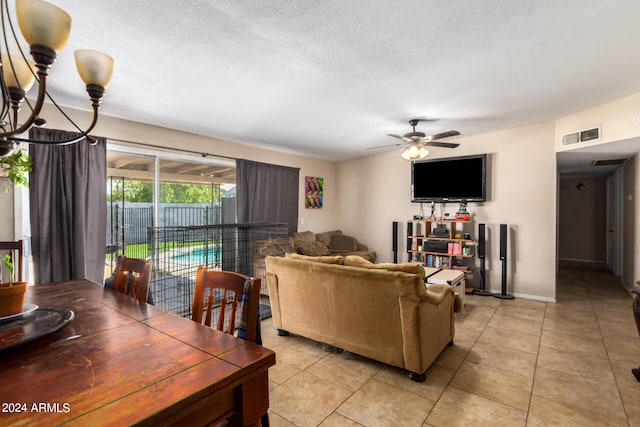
21,0 -> 640,162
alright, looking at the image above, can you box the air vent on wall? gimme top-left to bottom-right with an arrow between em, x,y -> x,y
592,158 -> 627,167
561,126 -> 601,147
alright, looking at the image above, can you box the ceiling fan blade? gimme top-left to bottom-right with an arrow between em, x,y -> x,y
386,133 -> 413,143
430,130 -> 461,140
368,142 -> 405,150
426,141 -> 460,149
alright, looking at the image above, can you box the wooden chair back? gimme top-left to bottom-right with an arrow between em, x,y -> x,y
113,257 -> 152,302
0,240 -> 24,282
192,267 -> 261,343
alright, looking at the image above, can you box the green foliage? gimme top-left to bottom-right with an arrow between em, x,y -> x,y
107,180 -> 153,202
2,254 -> 13,286
0,148 -> 32,187
108,180 -> 223,204
160,183 -> 219,204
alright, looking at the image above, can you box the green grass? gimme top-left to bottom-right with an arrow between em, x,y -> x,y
124,244 -> 149,259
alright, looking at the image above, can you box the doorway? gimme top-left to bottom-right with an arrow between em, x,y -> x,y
556,139 -> 635,278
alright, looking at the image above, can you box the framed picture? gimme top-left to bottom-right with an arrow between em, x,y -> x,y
305,176 -> 323,209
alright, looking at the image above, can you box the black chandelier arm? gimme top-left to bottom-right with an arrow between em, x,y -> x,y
0,68 -> 49,138
7,104 -> 100,146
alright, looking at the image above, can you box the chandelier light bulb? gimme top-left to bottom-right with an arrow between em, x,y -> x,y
1,53 -> 36,92
16,0 -> 71,54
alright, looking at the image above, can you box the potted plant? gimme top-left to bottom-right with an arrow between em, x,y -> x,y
0,254 -> 27,317
0,148 -> 32,187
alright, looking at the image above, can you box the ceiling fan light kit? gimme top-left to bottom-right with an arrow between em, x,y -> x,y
401,144 -> 429,160
0,0 -> 114,158
371,118 -> 461,160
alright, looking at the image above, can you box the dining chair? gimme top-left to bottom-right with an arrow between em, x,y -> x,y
112,256 -> 152,303
192,266 -> 262,343
192,267 -> 268,426
0,240 -> 24,282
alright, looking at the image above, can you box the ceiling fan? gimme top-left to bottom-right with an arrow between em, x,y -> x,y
369,119 -> 461,160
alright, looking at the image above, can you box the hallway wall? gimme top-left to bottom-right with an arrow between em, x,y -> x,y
558,177 -> 607,262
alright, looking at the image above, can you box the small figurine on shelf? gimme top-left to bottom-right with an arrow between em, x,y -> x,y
455,201 -> 471,221
429,201 -> 436,220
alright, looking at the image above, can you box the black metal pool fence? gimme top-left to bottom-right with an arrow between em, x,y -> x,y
147,222 -> 290,318
107,202 -> 226,249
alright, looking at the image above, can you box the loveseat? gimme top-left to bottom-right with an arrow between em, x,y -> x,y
288,230 -> 376,262
265,253 -> 459,381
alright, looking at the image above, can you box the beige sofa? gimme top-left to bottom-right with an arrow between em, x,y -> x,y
265,253 -> 459,381
288,230 -> 376,262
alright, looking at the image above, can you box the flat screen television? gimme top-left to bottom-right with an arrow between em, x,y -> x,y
411,154 -> 487,203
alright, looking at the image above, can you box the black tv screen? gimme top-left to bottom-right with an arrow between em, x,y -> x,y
411,154 -> 487,203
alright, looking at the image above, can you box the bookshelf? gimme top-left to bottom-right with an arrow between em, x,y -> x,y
407,219 -> 474,270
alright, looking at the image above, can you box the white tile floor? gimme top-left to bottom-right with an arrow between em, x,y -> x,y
261,262 -> 640,426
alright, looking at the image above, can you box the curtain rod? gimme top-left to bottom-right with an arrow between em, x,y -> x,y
107,137 -> 239,161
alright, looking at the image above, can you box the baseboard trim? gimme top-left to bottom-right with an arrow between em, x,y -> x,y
512,292 -> 556,303
558,257 -> 606,264
486,289 -> 556,303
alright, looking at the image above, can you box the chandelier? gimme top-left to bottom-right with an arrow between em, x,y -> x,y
0,0 -> 114,158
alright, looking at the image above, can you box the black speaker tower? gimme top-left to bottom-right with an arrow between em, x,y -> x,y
494,223 -> 514,299
406,222 -> 413,262
472,223 -> 492,296
392,221 -> 399,263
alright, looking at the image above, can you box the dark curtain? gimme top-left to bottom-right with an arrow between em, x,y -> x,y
236,160 -> 299,234
29,128 -> 107,284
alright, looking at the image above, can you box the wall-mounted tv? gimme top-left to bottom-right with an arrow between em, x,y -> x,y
411,154 -> 487,203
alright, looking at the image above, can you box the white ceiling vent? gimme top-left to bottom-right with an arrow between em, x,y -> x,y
561,126 -> 601,147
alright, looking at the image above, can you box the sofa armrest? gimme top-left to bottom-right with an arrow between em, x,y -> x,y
398,287 -> 455,374
357,242 -> 369,251
265,272 -> 283,329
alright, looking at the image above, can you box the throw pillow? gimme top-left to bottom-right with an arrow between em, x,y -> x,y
315,230 -> 343,248
343,255 -> 373,268
285,253 -> 344,264
289,231 -> 316,253
300,241 -> 331,256
330,234 -> 358,252
343,255 -> 425,278
259,240 -> 287,257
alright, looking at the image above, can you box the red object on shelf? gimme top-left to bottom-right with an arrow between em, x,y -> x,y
455,213 -> 470,221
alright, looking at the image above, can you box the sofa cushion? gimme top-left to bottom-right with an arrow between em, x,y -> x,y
289,231 -> 316,252
285,252 -> 344,264
300,241 -> 331,256
344,255 -> 425,279
330,234 -> 358,252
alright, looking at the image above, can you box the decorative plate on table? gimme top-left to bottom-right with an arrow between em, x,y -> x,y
0,307 -> 75,353
0,303 -> 38,322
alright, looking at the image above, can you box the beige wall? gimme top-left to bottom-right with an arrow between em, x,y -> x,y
558,177 -> 607,262
337,122 -> 558,301
556,92 -> 640,151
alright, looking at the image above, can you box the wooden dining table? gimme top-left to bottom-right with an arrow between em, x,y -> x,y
0,279 -> 275,426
